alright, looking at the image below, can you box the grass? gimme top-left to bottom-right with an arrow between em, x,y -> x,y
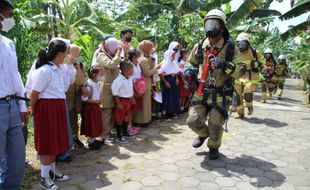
20,164 -> 40,190
21,120 -> 40,190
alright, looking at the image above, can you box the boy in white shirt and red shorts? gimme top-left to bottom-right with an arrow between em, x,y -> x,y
111,61 -> 135,143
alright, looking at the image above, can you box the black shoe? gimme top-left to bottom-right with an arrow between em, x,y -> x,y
94,140 -> 105,146
192,136 -> 207,148
74,139 -> 84,148
88,142 -> 101,150
209,148 -> 219,160
49,170 -> 69,181
123,132 -> 136,139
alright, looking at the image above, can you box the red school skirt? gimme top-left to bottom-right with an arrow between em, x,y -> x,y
115,98 -> 133,124
81,102 -> 103,138
179,75 -> 193,97
34,99 -> 68,156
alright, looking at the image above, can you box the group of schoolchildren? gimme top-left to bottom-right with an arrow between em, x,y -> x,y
22,27 -> 198,189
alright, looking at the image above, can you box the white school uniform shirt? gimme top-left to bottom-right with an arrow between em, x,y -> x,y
131,62 -> 141,81
178,59 -> 188,73
111,74 -> 133,98
29,62 -> 76,99
0,35 -> 27,112
81,79 -> 101,101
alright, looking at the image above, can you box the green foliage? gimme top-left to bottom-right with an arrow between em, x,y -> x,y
178,13 -> 204,48
3,0 -> 309,84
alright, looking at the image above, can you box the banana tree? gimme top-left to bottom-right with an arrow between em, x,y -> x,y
279,0 -> 310,40
31,0 -> 100,39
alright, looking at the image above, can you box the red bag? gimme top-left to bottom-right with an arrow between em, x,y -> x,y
135,77 -> 147,96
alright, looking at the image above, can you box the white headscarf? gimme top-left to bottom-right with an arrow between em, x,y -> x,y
159,41 -> 181,75
91,43 -> 104,66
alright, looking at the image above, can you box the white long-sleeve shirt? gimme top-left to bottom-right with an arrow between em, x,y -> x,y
27,62 -> 76,99
0,35 -> 27,112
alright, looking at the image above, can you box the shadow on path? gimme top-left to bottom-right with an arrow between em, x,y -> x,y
198,153 -> 285,188
242,117 -> 288,128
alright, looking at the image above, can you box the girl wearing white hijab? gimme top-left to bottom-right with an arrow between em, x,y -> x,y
159,41 -> 181,120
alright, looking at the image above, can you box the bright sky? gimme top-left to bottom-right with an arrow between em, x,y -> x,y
229,0 -> 309,33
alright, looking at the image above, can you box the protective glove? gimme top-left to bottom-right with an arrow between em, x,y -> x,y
210,57 -> 226,70
251,60 -> 263,71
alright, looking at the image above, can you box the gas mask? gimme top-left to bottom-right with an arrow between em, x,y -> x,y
265,54 -> 272,61
237,40 -> 249,52
204,19 -> 222,38
279,59 -> 285,65
0,13 -> 15,32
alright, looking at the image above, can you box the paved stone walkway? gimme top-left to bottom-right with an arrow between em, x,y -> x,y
31,79 -> 310,190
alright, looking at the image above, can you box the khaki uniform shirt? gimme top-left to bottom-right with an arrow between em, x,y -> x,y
66,65 -> 85,111
95,51 -> 122,108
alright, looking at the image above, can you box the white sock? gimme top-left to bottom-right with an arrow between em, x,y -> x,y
181,107 -> 184,111
41,164 -> 51,178
51,162 -> 56,171
89,138 -> 95,143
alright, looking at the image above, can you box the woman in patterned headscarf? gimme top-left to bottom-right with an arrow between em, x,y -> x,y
133,40 -> 158,126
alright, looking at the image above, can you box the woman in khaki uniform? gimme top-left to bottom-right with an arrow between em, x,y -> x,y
133,40 -> 158,126
94,38 -> 129,141
66,44 -> 87,147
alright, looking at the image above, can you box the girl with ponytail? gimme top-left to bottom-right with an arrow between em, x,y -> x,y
28,38 -> 76,190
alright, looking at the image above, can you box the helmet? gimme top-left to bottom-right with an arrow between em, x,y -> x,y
264,48 -> 273,54
278,54 -> 286,60
237,32 -> 249,42
204,9 -> 227,26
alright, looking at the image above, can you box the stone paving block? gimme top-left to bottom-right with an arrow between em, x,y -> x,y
296,186 -> 310,190
198,182 -> 221,190
269,159 -> 288,167
126,169 -> 144,181
215,177 -> 236,187
120,181 -> 142,190
160,182 -> 180,190
175,160 -> 193,168
277,182 -> 296,190
194,172 -> 217,182
226,163 -> 244,172
244,167 -> 264,177
206,160 -> 226,168
211,168 -> 230,177
221,187 -> 239,190
140,176 -> 161,186
177,167 -> 197,177
263,171 -> 286,181
249,176 -> 272,187
287,176 -> 309,186
159,164 -> 178,172
178,176 -> 200,187
160,172 -> 179,181
236,182 -> 257,190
